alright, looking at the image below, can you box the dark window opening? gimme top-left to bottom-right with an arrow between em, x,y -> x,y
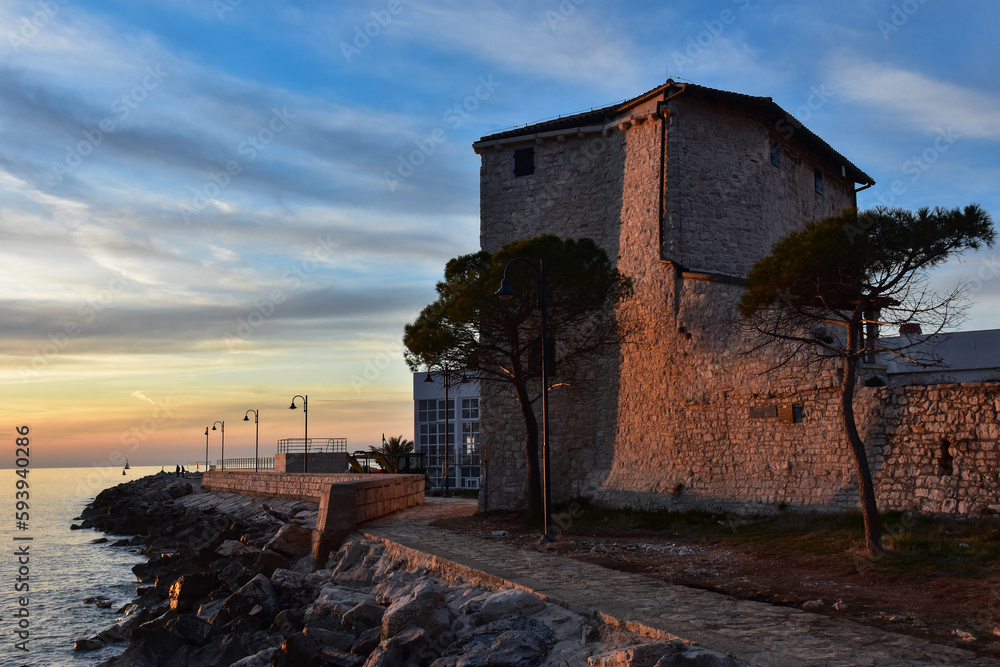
938,440 -> 954,476
814,168 -> 824,195
770,138 -> 780,167
513,147 -> 535,177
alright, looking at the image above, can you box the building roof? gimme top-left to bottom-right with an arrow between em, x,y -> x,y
882,329 -> 1000,376
474,80 -> 875,187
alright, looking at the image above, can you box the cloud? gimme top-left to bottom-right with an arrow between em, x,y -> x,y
397,1 -> 641,90
829,59 -> 1000,140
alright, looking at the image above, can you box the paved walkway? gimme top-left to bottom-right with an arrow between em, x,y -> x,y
363,498 -> 996,667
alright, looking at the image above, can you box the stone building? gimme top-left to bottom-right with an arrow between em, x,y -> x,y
473,80 -> 1000,517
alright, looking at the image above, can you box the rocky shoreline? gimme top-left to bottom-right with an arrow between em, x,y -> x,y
74,472 -> 743,666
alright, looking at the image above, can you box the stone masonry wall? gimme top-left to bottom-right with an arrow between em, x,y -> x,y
202,472 -> 425,524
476,87 -> 1000,518
665,95 -> 857,275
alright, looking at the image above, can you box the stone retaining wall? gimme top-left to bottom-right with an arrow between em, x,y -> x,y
202,472 -> 425,526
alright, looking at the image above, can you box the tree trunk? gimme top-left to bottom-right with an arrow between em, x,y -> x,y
842,316 -> 883,554
513,379 -> 542,514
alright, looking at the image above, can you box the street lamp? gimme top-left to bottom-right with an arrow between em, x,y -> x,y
244,409 -> 259,472
289,395 -> 308,473
495,256 -> 554,543
212,420 -> 225,471
204,427 -> 209,471
423,369 -> 463,497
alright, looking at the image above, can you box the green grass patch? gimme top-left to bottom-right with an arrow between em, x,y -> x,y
550,504 -> 1000,575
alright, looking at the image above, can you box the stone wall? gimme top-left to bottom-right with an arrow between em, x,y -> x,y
201,472 -> 425,525
665,95 -> 856,275
475,86 -> 1000,519
862,383 -> 1000,515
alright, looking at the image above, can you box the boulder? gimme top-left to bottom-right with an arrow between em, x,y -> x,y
350,626 -> 382,658
653,647 -> 750,667
307,585 -> 378,629
271,567 -> 308,592
166,481 -> 193,498
217,573 -> 279,630
185,632 -> 252,667
164,614 -> 217,647
169,572 -> 219,611
366,627 -> 435,667
381,581 -> 452,641
437,616 -> 552,667
477,589 -> 546,624
265,523 -> 314,557
274,632 -> 324,666
342,600 -> 385,632
273,608 -> 305,637
231,647 -> 279,667
254,549 -> 290,577
302,625 -> 355,652
73,637 -> 104,651
216,539 -> 259,559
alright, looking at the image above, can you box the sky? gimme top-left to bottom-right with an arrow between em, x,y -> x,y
1,0 -> 998,468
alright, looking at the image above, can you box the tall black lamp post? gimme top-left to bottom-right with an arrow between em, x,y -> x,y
423,369 -> 463,497
289,395 -> 308,473
204,427 -> 209,471
495,256 -> 554,543
244,409 -> 259,472
212,420 -> 225,470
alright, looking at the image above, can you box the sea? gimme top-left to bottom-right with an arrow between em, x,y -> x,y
0,466 -> 167,667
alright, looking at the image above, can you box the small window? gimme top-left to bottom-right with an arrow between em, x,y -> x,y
814,168 -> 823,195
513,147 -> 534,177
769,138 -> 780,167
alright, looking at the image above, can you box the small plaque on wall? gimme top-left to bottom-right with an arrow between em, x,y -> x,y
779,404 -> 804,424
749,405 -> 779,419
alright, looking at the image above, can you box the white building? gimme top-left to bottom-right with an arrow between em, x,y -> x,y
882,329 -> 1000,385
412,373 -> 481,491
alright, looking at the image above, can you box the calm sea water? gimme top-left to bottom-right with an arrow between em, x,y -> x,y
0,466 -> 164,667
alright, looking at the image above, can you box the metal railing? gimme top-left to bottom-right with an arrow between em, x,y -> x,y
217,457 -> 275,471
276,438 -> 347,453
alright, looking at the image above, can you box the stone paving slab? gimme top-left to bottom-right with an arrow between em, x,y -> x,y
362,498 -> 998,667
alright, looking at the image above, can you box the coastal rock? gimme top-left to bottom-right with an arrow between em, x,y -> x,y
265,522 -> 314,557
367,627 -> 435,667
342,599 -> 385,632
307,585 -> 377,629
302,625 -> 356,652
436,616 -> 553,667
215,573 -> 279,631
477,588 -> 546,623
231,646 -> 279,666
273,608 -> 306,637
167,481 -> 194,498
215,558 -> 255,592
350,626 -> 382,658
216,538 -> 259,559
73,637 -> 103,651
381,581 -> 452,641
169,572 -> 219,611
186,632 -> 256,667
272,632 -> 325,666
653,647 -> 750,666
254,548 -> 291,577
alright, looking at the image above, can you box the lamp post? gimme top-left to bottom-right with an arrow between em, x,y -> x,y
204,427 -> 209,471
423,369 -> 461,497
212,420 -> 225,470
289,395 -> 308,473
244,409 -> 259,472
495,256 -> 554,543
